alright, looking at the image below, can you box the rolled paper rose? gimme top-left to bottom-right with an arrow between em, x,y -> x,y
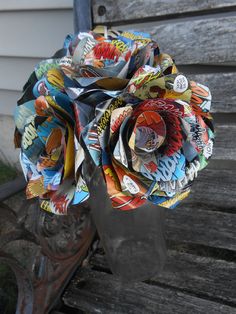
14,27 -> 214,214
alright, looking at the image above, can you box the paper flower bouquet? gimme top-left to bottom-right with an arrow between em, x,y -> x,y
14,27 -> 214,215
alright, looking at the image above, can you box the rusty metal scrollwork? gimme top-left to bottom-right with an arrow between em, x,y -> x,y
0,199 -> 96,313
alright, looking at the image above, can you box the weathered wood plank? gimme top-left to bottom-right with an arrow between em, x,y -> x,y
214,123 -> 236,160
186,168 -> 236,210
155,250 -> 236,305
93,0 -> 236,24
63,268 -> 236,314
91,250 -> 236,304
115,16 -> 236,65
189,72 -> 236,113
166,206 -> 236,251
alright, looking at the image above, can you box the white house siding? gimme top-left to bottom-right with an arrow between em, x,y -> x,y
0,0 -> 73,167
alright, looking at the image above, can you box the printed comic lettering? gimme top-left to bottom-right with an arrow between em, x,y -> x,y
143,99 -> 166,108
36,61 -> 60,79
121,32 -> 151,42
59,57 -> 72,67
111,108 -> 132,133
83,37 -> 96,56
22,123 -> 38,149
176,175 -> 188,188
157,103 -> 184,117
164,113 -> 183,156
93,42 -> 121,62
97,125 -> 102,135
97,98 -> 124,135
157,159 -> 175,181
190,123 -> 206,150
137,39 -> 151,45
131,72 -> 148,87
203,139 -> 213,159
145,72 -> 161,85
131,71 -> 160,90
112,39 -> 128,53
156,152 -> 181,181
40,200 -> 51,212
186,160 -> 200,181
173,75 -> 188,93
160,180 -> 175,194
121,32 -> 138,40
159,160 -> 200,193
141,100 -> 184,117
76,38 -> 97,64
160,190 -> 190,208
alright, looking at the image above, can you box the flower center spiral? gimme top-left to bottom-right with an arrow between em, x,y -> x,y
129,111 -> 166,153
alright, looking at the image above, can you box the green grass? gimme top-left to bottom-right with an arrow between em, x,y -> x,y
0,161 -> 17,184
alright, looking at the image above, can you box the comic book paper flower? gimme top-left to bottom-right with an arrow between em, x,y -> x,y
14,27 -> 214,214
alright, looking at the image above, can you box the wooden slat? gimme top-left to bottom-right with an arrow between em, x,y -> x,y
214,123 -> 236,160
93,0 -> 236,24
1,13 -> 234,65
91,250 -> 236,305
0,10 -> 73,58
186,168 -> 236,210
189,72 -> 236,113
165,205 -> 236,251
115,16 -> 236,65
155,250 -> 236,305
63,268 -> 236,314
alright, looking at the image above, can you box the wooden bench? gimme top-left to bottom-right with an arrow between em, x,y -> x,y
1,1 -> 236,313
61,1 -> 236,313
